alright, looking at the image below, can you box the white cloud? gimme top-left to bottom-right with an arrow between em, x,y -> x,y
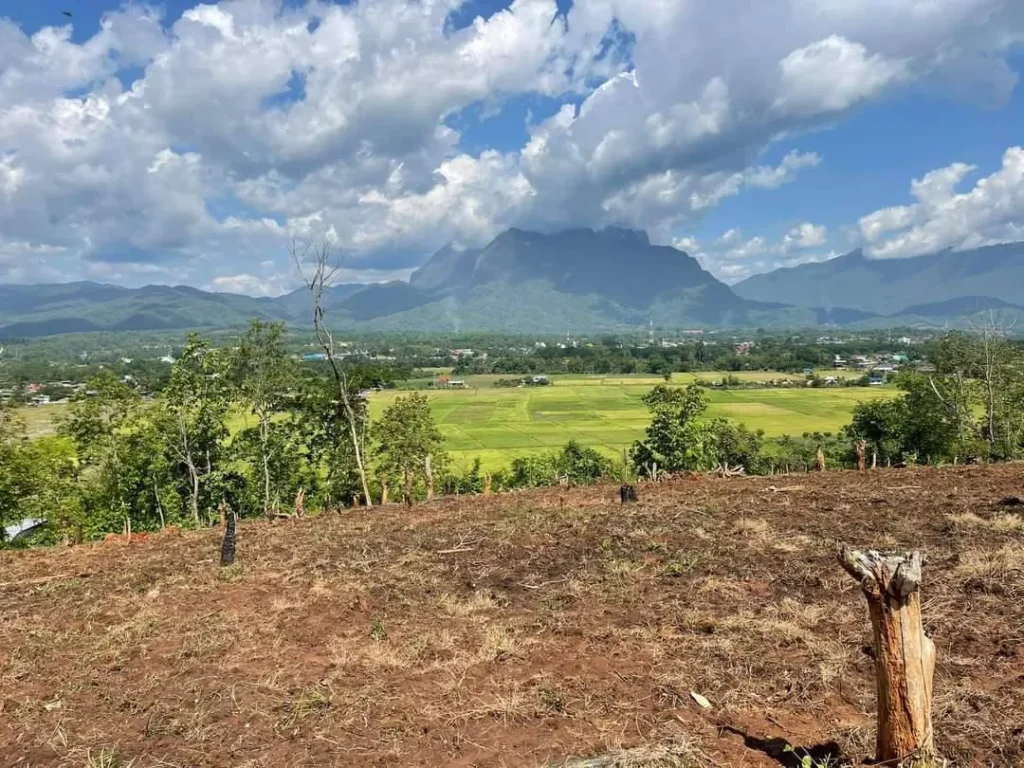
858,147 -> 1024,258
0,0 -> 1022,286
783,222 -> 828,249
680,222 -> 835,282
773,36 -> 907,116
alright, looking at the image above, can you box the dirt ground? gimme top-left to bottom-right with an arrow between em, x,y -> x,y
2,466 -> 1023,767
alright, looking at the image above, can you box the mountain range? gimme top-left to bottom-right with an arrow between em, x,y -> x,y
734,242 -> 1024,314
2,229 -> 1023,337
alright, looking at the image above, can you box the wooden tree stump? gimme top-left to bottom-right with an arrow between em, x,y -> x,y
837,545 -> 937,766
483,474 -> 492,496
380,479 -> 389,505
816,445 -> 826,472
856,440 -> 867,472
219,512 -> 237,568
425,455 -> 434,501
620,484 -> 639,504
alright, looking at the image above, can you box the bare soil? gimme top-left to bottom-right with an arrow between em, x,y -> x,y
2,466 -> 1023,767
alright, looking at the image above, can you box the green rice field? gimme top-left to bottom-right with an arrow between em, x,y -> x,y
371,374 -> 897,470
17,373 -> 897,471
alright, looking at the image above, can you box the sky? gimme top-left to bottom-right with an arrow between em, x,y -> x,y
1,0 -> 1023,295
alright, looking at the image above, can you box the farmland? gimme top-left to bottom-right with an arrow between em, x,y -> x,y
370,374 -> 896,470
2,465 -> 1021,766
15,373 -> 896,470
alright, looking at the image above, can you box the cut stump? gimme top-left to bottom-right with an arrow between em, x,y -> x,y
837,545 -> 937,766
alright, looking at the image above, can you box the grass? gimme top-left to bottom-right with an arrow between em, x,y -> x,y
371,377 -> 897,470
2,465 -> 1022,766
16,372 -> 897,472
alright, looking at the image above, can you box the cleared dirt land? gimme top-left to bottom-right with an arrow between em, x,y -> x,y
2,466 -> 1022,767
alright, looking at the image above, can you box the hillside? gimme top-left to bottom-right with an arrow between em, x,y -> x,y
0,282 -> 292,337
2,467 -> 1022,766
734,243 -> 1024,314
7,233 -> 1024,337
329,228 -> 817,330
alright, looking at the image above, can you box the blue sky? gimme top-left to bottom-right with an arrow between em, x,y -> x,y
1,0 -> 1023,293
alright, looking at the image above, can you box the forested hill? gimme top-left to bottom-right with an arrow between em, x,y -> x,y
5,232 -> 1024,337
733,243 -> 1024,314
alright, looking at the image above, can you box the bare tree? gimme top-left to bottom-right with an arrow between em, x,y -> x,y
291,236 -> 373,507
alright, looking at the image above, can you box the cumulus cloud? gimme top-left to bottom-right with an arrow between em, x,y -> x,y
858,147 -> 1024,258
0,0 -> 1023,291
676,222 -> 834,282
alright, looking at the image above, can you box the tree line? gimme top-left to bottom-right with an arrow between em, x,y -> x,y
2,328 -> 1021,548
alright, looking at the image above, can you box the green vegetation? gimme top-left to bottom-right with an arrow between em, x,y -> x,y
4,325 -> 1024,548
369,382 -> 895,470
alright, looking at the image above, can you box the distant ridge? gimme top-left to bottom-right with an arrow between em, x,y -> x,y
734,242 -> 1024,314
3,232 -> 1024,337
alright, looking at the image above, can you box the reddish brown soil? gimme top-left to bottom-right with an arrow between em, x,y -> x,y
2,466 -> 1023,767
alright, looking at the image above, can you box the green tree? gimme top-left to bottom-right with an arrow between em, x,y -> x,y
555,440 -> 612,484
848,397 -> 910,463
373,393 -> 446,505
632,384 -> 718,474
231,320 -> 296,515
162,334 -> 229,525
58,370 -> 141,537
292,371 -> 366,509
24,437 -> 82,545
0,405 -> 32,545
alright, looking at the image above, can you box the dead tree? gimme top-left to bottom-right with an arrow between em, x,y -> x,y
838,545 -> 937,766
620,485 -> 639,504
291,237 -> 373,507
856,440 -> 867,472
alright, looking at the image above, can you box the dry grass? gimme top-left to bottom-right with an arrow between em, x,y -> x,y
2,465 -> 1023,766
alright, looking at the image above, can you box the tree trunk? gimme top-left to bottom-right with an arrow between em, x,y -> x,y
189,460 -> 200,526
380,478 -> 388,505
260,414 -> 272,516
403,468 -> 413,508
425,454 -> 434,501
856,440 -> 866,472
816,445 -> 826,472
483,474 -> 492,496
837,546 -> 937,766
872,451 -> 878,470
153,475 -> 165,530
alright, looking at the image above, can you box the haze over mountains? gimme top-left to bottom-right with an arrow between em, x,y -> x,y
2,229 -> 1023,337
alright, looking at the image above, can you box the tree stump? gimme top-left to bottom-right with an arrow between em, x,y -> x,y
816,445 -> 826,472
294,489 -> 305,518
837,545 -> 937,766
219,512 -> 237,568
856,440 -> 867,472
380,479 -> 389,505
620,484 -> 639,504
425,454 -> 434,501
483,474 -> 492,496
